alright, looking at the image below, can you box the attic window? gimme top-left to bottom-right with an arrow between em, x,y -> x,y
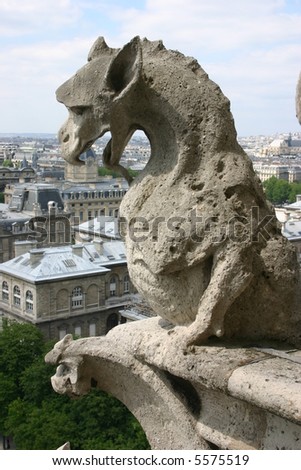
119,253 -> 126,259
107,255 -> 115,260
63,259 -> 76,267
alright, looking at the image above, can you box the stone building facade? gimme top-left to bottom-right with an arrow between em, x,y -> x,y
0,241 -> 136,340
61,180 -> 128,224
0,167 -> 36,192
253,162 -> 301,183
0,211 -> 32,263
0,184 -> 72,262
61,148 -> 129,224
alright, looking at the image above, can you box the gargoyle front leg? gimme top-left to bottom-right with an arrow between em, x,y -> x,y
184,249 -> 254,346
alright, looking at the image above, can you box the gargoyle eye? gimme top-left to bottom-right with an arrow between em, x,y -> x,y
68,106 -> 89,116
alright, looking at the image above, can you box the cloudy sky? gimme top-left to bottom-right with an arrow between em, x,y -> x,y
0,0 -> 300,136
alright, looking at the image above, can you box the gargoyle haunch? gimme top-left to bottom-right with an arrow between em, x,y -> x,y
57,36 -> 301,346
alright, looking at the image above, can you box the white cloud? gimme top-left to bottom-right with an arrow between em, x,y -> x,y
108,0 -> 301,134
0,0 -> 82,36
111,0 -> 301,54
0,0 -> 300,134
0,35 -> 98,133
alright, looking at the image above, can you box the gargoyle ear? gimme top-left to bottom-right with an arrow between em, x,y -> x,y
105,36 -> 142,96
88,37 -> 110,61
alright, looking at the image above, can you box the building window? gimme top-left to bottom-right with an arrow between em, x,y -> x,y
86,284 -> 98,307
74,325 -> 82,337
89,323 -> 96,336
59,328 -> 67,340
106,313 -> 119,333
109,276 -> 117,296
13,285 -> 21,308
123,275 -> 130,293
2,281 -> 9,302
25,290 -> 33,313
72,286 -> 83,308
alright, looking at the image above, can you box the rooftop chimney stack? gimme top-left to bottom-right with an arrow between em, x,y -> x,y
72,244 -> 84,257
93,238 -> 104,255
48,201 -> 58,216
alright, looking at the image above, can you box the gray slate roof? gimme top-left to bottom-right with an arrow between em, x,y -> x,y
0,240 -> 127,282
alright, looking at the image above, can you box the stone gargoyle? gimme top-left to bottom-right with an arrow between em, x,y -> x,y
56,36 -> 301,347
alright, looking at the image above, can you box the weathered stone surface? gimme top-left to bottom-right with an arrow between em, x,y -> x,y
57,36 -> 301,346
105,317 -> 267,391
51,38 -> 301,450
46,319 -> 301,449
228,355 -> 301,423
46,332 -> 210,450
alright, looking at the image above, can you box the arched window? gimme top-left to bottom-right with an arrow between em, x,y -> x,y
59,327 -> 67,340
109,276 -> 117,296
25,290 -> 33,313
13,285 -> 21,307
72,286 -> 83,308
86,284 -> 98,307
123,275 -> 130,294
106,313 -> 119,333
74,325 -> 82,337
89,323 -> 96,336
2,281 -> 9,301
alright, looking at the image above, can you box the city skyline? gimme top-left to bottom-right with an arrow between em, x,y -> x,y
0,0 -> 301,136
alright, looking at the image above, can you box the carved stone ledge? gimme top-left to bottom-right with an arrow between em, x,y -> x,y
46,318 -> 301,450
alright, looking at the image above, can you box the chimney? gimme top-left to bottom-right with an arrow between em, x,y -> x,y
72,244 -> 84,257
29,248 -> 45,265
93,238 -> 104,255
15,240 -> 37,257
48,201 -> 58,216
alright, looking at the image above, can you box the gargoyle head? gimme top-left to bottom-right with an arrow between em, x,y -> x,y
56,36 -> 142,178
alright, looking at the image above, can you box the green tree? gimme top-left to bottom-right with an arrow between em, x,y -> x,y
288,182 -> 301,203
1,321 -> 149,450
0,320 -> 44,378
263,177 -> 301,205
2,159 -> 13,168
98,166 -> 139,179
98,167 -> 120,178
6,398 -> 77,450
263,177 -> 291,205
0,193 -> 4,203
0,321 -> 44,432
